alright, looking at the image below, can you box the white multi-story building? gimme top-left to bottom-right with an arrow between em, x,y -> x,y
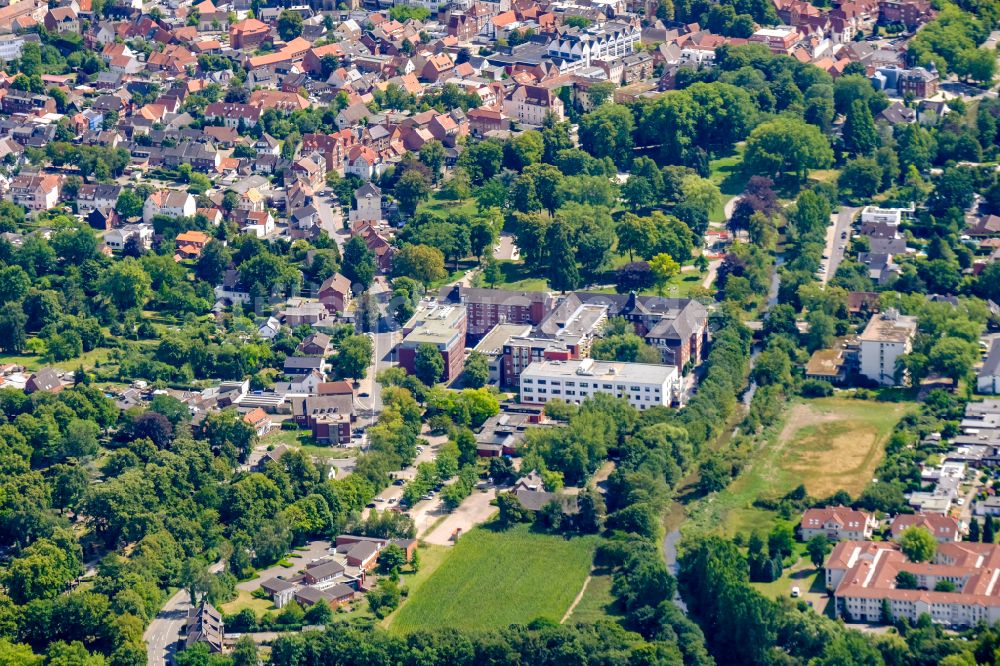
0,35 -> 26,62
860,205 -> 915,226
858,309 -> 917,386
104,224 -> 153,252
519,358 -> 680,409
546,21 -> 639,68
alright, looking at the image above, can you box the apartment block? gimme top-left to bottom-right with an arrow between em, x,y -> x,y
519,358 -> 680,410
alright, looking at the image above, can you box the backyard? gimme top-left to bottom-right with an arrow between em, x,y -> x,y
388,523 -> 599,633
688,396 -> 914,537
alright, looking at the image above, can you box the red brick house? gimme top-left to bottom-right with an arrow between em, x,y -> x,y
318,272 -> 352,314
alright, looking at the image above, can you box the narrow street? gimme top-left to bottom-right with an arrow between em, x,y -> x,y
144,562 -> 223,665
820,206 -> 857,284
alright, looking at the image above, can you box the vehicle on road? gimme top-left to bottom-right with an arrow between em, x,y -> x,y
359,392 -> 370,397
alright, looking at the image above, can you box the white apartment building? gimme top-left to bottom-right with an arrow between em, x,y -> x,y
0,35 -> 26,62
858,309 -> 917,386
519,358 -> 680,409
860,205 -> 915,226
546,21 -> 640,68
104,224 -> 153,252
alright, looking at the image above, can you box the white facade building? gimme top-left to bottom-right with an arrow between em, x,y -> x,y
546,21 -> 640,68
978,339 -> 1000,394
519,358 -> 680,409
860,205 -> 915,226
103,224 -> 153,252
858,309 -> 917,386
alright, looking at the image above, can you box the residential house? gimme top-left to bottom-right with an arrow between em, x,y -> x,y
25,367 -> 63,394
345,145 -> 380,180
799,506 -> 876,541
889,513 -> 961,543
318,273 -> 352,314
242,407 -> 273,437
1,91 -> 56,116
283,356 -> 326,377
174,230 -> 211,259
350,182 -> 382,222
290,394 -> 354,443
9,173 -> 61,211
297,332 -> 332,356
144,190 -> 196,223
104,224 -> 153,252
204,102 -> 261,128
503,84 -> 565,126
76,183 -> 122,214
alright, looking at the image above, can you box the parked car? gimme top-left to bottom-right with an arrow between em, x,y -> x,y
791,587 -> 801,598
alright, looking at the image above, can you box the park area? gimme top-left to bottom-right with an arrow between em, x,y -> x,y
690,396 -> 914,537
389,523 -> 599,633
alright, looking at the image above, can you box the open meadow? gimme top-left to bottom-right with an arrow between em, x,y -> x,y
688,396 -> 914,537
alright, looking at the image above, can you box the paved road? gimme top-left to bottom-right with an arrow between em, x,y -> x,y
145,562 -> 223,665
820,206 -> 857,285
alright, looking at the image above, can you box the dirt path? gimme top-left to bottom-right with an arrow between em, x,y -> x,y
561,570 -> 594,624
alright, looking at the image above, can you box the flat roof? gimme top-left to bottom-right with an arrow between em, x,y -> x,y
860,311 -> 917,343
402,302 -> 466,347
521,358 -> 677,383
474,323 -> 532,355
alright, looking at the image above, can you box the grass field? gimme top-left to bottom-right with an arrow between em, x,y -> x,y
563,567 -> 618,625
492,260 -> 550,291
264,430 -> 353,460
221,589 -> 275,616
389,524 -> 599,633
689,397 -> 914,537
417,194 -> 479,219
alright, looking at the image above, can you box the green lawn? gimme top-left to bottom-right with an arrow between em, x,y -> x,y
417,194 -> 478,219
265,430 -> 353,460
221,589 -> 275,617
0,346 -> 121,373
563,567 -> 618,625
492,260 -> 550,292
389,524 -> 599,633
687,397 -> 914,537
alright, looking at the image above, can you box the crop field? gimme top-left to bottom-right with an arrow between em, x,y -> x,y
389,523 -> 598,633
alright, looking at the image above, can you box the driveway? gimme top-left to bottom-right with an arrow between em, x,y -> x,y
313,196 -> 345,250
422,486 -> 498,545
144,562 -> 222,665
494,233 -> 520,261
236,540 -> 332,592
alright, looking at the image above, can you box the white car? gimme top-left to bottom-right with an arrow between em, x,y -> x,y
791,587 -> 801,598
